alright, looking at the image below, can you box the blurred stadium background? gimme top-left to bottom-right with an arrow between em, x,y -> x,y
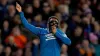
0,0 -> 100,56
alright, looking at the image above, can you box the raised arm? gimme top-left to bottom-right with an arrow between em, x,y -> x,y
16,2 -> 41,35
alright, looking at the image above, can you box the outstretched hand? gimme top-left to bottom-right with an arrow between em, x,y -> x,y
16,2 -> 22,12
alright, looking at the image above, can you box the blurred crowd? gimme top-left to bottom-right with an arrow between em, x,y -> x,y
0,0 -> 100,56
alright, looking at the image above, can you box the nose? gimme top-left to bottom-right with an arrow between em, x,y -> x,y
51,25 -> 56,29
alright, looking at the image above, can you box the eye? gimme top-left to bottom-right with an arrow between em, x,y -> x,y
50,23 -> 53,25
55,23 -> 58,26
52,21 -> 56,24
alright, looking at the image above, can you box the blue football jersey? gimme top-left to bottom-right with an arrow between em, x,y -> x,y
19,12 -> 71,56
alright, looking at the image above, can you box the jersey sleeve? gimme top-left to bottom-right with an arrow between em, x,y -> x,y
54,29 -> 71,45
19,12 -> 42,35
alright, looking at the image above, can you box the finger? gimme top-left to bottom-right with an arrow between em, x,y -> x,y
16,2 -> 19,6
16,4 -> 20,9
16,2 -> 17,5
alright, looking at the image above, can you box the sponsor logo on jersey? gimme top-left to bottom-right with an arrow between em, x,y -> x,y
45,33 -> 56,41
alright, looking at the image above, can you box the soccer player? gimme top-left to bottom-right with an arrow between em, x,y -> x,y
16,3 -> 71,56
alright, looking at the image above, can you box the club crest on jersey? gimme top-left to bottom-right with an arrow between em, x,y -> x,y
45,33 -> 56,41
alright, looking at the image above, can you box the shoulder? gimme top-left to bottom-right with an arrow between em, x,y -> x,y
38,27 -> 48,34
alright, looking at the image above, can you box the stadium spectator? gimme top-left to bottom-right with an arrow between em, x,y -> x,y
93,21 -> 100,43
68,26 -> 83,56
32,38 -> 40,56
0,44 -> 4,56
68,13 -> 81,31
24,43 -> 32,56
1,19 -> 11,46
82,17 -> 92,39
58,4 -> 69,21
61,44 -> 68,56
13,15 -> 21,25
89,33 -> 100,56
15,49 -> 23,56
42,2 -> 54,21
3,46 -> 12,56
54,12 -> 62,22
0,0 -> 8,20
32,14 -> 46,28
7,4 -> 16,19
24,4 -> 33,19
60,21 -> 68,33
79,39 -> 95,56
5,26 -> 27,49
32,0 -> 41,15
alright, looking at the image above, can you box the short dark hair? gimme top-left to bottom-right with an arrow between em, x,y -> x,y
48,16 -> 59,23
49,16 -> 58,20
47,16 -> 59,28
